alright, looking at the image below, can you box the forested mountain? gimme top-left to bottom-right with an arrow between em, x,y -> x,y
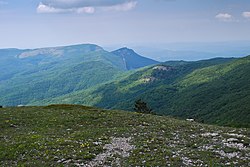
39,56 -> 250,127
0,44 -> 158,106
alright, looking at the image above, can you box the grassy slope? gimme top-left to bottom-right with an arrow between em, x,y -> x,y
0,105 -> 249,166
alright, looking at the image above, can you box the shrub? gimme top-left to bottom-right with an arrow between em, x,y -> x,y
134,99 -> 153,114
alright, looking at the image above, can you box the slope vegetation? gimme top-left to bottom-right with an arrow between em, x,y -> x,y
0,105 -> 249,166
45,57 -> 250,127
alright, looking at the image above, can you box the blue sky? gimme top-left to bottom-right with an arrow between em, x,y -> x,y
0,0 -> 250,49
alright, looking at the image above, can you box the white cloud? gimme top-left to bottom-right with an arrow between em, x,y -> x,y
37,2 -> 95,14
215,13 -> 233,22
76,7 -> 95,14
37,2 -> 63,13
242,12 -> 250,19
41,0 -> 129,8
102,1 -> 137,12
37,0 -> 137,14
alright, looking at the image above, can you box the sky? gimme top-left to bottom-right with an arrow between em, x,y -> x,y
0,0 -> 250,49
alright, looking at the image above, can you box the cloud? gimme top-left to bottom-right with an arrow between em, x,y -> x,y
37,0 -> 137,14
242,12 -> 250,19
37,2 -> 95,14
101,1 -> 137,12
76,7 -> 95,14
37,2 -> 62,13
215,13 -> 233,22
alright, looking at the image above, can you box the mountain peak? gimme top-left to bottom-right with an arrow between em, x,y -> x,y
113,47 -> 135,54
112,47 -> 159,70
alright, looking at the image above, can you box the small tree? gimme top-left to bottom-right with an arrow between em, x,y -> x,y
134,99 -> 153,114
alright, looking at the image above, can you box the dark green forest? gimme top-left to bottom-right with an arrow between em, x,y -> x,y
43,56 -> 250,127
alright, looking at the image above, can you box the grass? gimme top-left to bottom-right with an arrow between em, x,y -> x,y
0,105 -> 249,166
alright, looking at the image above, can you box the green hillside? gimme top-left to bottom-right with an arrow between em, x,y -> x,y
0,49 -> 30,81
0,105 -> 249,166
43,56 -> 250,127
168,56 -> 250,127
0,50 -> 124,106
0,44 -> 159,106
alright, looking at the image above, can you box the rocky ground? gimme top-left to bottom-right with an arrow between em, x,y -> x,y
0,105 -> 249,166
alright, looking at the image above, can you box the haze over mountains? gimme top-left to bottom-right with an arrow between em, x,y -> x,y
116,41 -> 250,61
0,44 -> 249,128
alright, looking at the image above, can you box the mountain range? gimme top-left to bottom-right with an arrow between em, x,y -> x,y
0,44 -> 249,128
0,44 -> 158,106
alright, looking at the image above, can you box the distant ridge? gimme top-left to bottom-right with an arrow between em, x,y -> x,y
17,44 -> 103,58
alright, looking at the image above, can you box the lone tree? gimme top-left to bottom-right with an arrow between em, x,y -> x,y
134,99 -> 153,114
